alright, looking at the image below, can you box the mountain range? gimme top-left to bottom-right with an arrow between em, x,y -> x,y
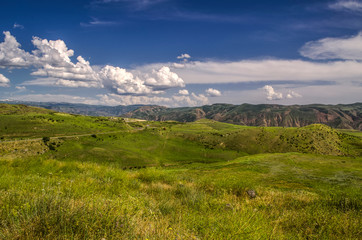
0,101 -> 142,116
124,103 -> 362,130
1,101 -> 361,130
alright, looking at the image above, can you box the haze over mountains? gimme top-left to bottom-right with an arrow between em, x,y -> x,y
2,101 -> 361,130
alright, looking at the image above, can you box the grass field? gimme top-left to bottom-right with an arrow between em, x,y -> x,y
0,104 -> 361,239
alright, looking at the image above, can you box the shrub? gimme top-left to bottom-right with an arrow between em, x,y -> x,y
42,137 -> 50,143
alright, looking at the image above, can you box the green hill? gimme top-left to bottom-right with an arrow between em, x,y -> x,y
1,104 -> 360,164
0,103 -> 129,140
0,103 -> 53,115
0,104 -> 361,239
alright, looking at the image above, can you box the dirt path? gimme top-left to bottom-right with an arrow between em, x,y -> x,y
0,130 -> 127,143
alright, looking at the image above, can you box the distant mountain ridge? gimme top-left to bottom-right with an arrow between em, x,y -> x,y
123,103 -> 362,130
0,101 -> 142,117
1,101 -> 361,130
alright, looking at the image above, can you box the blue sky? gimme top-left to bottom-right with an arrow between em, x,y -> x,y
0,0 -> 361,106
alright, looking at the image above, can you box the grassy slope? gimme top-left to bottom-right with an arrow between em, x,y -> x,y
0,104 -> 129,140
0,105 -> 361,239
0,153 -> 360,239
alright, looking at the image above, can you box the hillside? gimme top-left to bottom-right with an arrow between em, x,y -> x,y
1,104 -> 360,157
0,104 -> 361,239
124,103 -> 362,130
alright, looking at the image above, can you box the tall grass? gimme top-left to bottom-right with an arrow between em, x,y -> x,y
0,153 -> 361,239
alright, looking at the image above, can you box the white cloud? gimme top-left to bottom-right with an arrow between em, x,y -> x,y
99,93 -> 172,106
13,23 -> 24,29
0,31 -> 34,68
262,85 -> 283,101
300,32 -> 362,60
99,65 -> 152,95
6,83 -> 360,107
178,89 -> 189,95
172,63 -> 185,68
98,92 -> 208,107
15,86 -> 26,91
55,79 -> 100,88
0,32 -> 184,96
329,0 -> 362,12
2,31 -> 361,106
189,93 -> 208,105
30,38 -> 100,88
206,83 -> 361,105
205,88 -> 222,97
171,93 -> 208,107
21,77 -> 61,86
177,53 -> 191,59
286,90 -> 302,99
3,94 -> 92,104
262,85 -> 302,101
31,55 -> 100,87
80,18 -> 120,27
31,36 -> 75,66
0,73 -> 10,87
0,32 -> 99,87
172,59 -> 362,84
145,66 -> 185,90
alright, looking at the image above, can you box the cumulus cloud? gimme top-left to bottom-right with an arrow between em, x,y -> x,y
300,32 -> 362,60
0,31 -> 34,68
205,88 -> 222,97
177,53 -> 191,59
329,0 -> 362,12
0,31 -> 184,96
2,31 -> 361,107
99,65 -> 152,95
262,85 -> 302,101
31,37 -> 75,66
0,73 -> 10,87
263,85 -> 283,100
145,66 -> 185,90
178,89 -> 189,95
31,55 -> 101,88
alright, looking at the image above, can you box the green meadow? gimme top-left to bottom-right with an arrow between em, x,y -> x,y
0,104 -> 361,239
